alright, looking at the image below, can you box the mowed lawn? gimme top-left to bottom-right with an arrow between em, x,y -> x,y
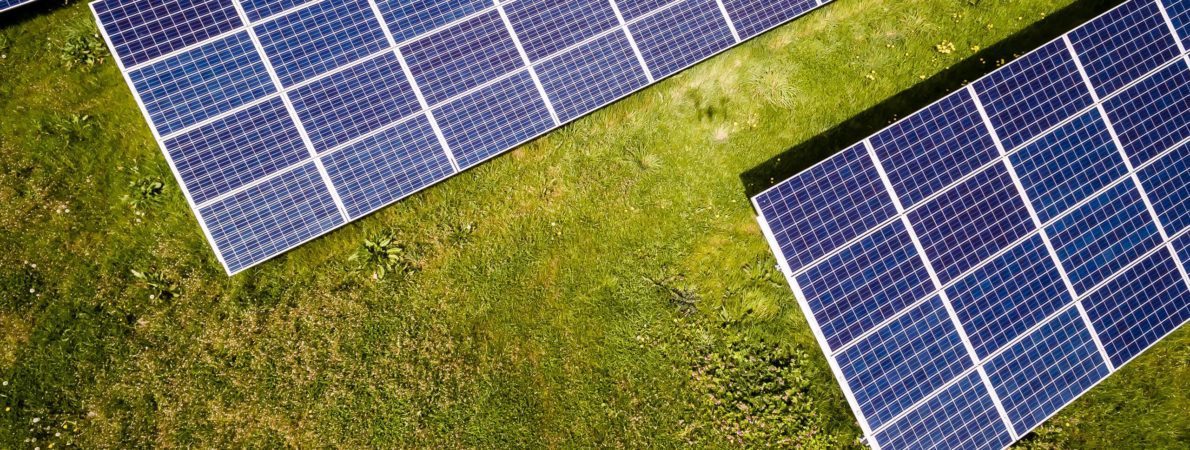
1,0 -> 1186,447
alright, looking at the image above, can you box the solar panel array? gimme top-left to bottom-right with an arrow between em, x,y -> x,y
90,0 -> 831,274
753,1 -> 1190,449
0,0 -> 35,13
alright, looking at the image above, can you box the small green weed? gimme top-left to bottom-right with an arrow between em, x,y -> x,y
58,30 -> 106,70
123,177 -> 165,211
349,230 -> 414,280
39,113 -> 96,145
445,221 -> 477,247
130,269 -> 178,301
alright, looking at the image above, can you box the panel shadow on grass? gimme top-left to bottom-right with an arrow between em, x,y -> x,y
740,0 -> 1123,199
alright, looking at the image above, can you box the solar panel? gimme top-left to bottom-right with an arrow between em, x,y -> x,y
753,1 -> 1190,448
0,0 -> 36,13
91,0 -> 834,274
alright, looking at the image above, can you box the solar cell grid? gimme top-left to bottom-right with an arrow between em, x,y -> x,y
628,0 -> 736,78
164,97 -> 308,205
614,0 -> 673,21
375,0 -> 491,44
1045,181 -> 1163,295
795,221 -> 934,352
1163,0 -> 1190,49
433,71 -> 555,169
1136,141 -> 1190,236
1101,59 -> 1190,167
200,163 -> 344,273
504,0 -> 621,62
1008,109 -> 1129,224
239,0 -> 311,22
869,89 -> 1001,209
129,31 -> 276,136
721,0 -> 819,40
945,235 -> 1073,360
253,0 -> 389,87
753,143 -> 898,274
1176,232 -> 1190,266
873,372 -> 1015,450
907,164 -> 1035,285
836,296 -> 973,431
399,9 -> 525,105
535,31 -> 651,122
1068,0 -> 1182,98
973,39 -> 1094,151
287,52 -> 421,152
0,0 -> 35,13
93,0 -> 244,68
1079,248 -> 1189,367
983,308 -> 1109,435
320,115 -> 455,218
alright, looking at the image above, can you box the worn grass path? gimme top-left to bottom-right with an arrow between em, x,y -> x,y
1,0 -> 1186,447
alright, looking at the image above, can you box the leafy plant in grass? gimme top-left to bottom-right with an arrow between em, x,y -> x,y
689,334 -> 851,448
130,269 -> 178,301
39,113 -> 96,145
350,230 -> 414,280
445,221 -> 477,248
123,177 -> 165,211
58,30 -> 106,70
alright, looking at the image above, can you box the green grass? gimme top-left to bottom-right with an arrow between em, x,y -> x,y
1,0 -> 1186,447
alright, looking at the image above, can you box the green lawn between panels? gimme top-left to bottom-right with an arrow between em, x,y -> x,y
0,0 -> 1186,448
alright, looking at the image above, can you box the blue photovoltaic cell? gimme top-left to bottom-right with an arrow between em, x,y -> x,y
984,308 -> 1110,435
288,52 -> 420,152
721,0 -> 820,39
92,0 -> 243,68
253,0 -> 389,87
1165,0 -> 1190,49
1102,58 -> 1190,167
1068,0 -> 1181,98
874,372 -> 1014,450
909,164 -> 1034,285
434,72 -> 555,169
1080,249 -> 1190,367
320,115 -> 455,219
629,0 -> 736,79
1137,142 -> 1190,236
1010,109 -> 1128,224
1175,233 -> 1190,266
239,0 -> 309,22
946,235 -> 1073,359
754,143 -> 898,273
163,98 -> 308,205
400,10 -> 525,105
870,89 -> 1001,209
1,0 -> 34,12
1046,181 -> 1163,294
795,221 -> 935,351
375,0 -> 490,44
836,296 -> 973,430
615,0 -> 673,21
200,163 -> 344,273
504,0 -> 620,62
972,39 -> 1095,150
129,32 -> 275,136
535,32 -> 650,122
